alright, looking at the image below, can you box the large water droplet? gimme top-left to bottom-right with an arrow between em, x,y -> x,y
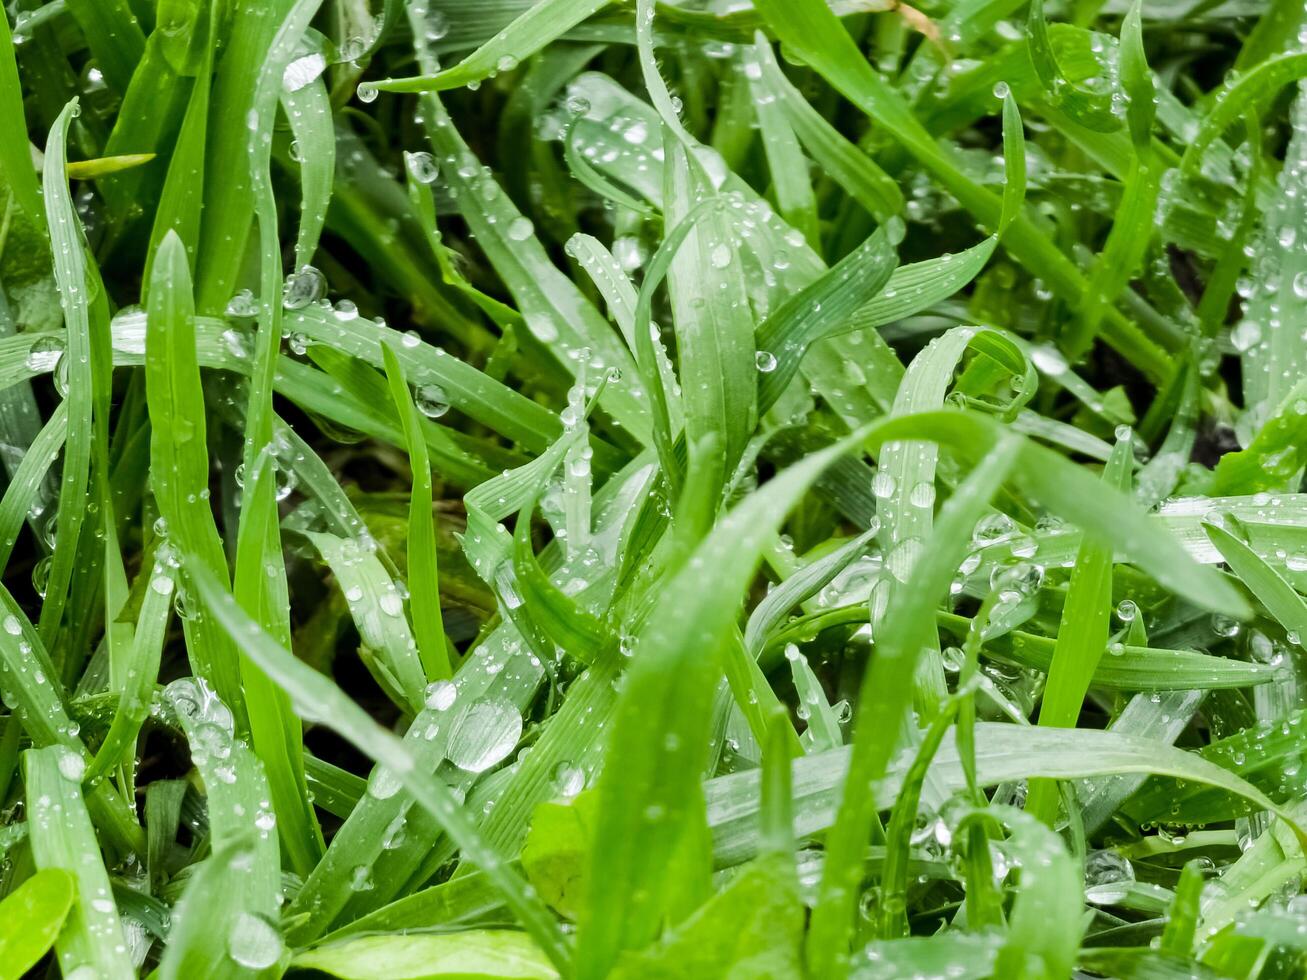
446,698 -> 522,773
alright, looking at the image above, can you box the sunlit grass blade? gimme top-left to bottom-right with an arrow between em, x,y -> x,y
0,868 -> 74,979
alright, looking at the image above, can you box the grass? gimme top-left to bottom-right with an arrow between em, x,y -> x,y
1,0 -> 1307,977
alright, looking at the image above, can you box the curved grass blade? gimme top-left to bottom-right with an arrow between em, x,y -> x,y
36,101 -> 108,644
374,0 -> 609,94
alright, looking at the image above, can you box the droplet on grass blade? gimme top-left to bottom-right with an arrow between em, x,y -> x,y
446,698 -> 522,773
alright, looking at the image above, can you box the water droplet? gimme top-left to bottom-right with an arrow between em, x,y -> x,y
1084,849 -> 1134,905
415,384 -> 450,418
552,762 -> 585,798
1231,320 -> 1262,352
446,698 -> 522,773
755,350 -> 777,373
57,749 -> 85,782
25,334 -> 65,372
282,266 -> 326,310
507,216 -> 534,241
356,81 -> 379,104
405,151 -> 439,184
424,679 -> 457,711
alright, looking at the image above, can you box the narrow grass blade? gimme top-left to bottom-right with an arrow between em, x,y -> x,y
1027,434 -> 1132,823
808,435 -> 1020,978
576,428 -> 873,979
36,101 -> 108,644
382,342 -> 452,681
375,0 -> 609,93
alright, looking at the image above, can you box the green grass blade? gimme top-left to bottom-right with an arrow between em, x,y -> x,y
144,232 -> 245,717
381,342 -> 452,681
24,745 -> 133,980
36,100 -> 105,644
1026,433 -> 1132,823
0,868 -> 74,979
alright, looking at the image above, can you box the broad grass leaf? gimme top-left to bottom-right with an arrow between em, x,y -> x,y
0,869 -> 74,980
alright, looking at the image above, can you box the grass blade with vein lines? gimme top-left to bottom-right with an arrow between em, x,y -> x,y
24,745 -> 133,980
283,77 -> 334,270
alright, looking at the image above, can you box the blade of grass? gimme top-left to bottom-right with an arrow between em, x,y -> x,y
1026,432 -> 1132,824
381,342 -> 452,681
24,745 -> 133,980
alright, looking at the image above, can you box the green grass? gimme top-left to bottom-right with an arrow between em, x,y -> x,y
2,0 -> 1307,977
